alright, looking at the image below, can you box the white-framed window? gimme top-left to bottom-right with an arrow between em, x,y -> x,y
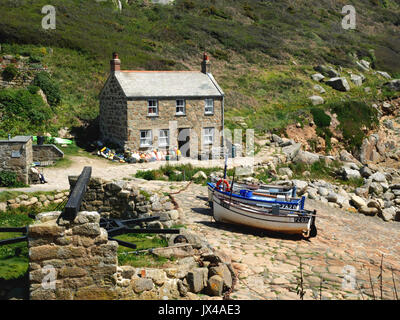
176,99 -> 186,115
205,98 -> 214,115
159,129 -> 169,147
148,99 -> 158,116
203,127 -> 214,145
140,130 -> 152,147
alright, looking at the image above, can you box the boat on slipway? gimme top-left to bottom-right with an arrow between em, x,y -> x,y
207,181 -> 305,210
212,191 -> 317,238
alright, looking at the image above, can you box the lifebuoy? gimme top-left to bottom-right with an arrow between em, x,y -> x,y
216,179 -> 231,192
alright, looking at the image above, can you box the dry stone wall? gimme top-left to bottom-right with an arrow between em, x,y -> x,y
28,211 -> 120,300
68,176 -> 180,227
28,211 -> 235,300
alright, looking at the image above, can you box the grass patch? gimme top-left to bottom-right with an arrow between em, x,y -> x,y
116,233 -> 172,268
135,164 -> 234,184
0,202 -> 60,280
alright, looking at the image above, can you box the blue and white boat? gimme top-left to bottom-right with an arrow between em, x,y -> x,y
211,191 -> 317,237
207,181 -> 305,210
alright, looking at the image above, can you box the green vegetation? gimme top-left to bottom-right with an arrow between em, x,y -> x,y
256,159 -> 364,188
330,100 -> 379,152
2,65 -> 18,82
135,164 -> 234,184
32,71 -> 61,107
0,202 -> 60,280
0,171 -> 27,188
0,88 -> 53,137
116,233 -> 171,268
0,0 -> 398,140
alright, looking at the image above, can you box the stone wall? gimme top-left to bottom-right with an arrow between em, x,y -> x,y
28,211 -> 120,300
28,211 -> 236,300
99,75 -> 128,147
33,144 -> 64,162
0,55 -> 48,89
68,176 -> 180,226
125,98 -> 223,157
0,136 -> 33,184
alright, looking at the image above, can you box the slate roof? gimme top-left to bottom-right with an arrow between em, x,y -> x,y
0,136 -> 32,143
113,71 -> 224,98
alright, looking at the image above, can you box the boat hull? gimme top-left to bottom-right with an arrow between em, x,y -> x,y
212,195 -> 312,235
207,183 -> 305,210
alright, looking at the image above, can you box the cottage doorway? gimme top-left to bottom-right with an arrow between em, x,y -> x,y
178,128 -> 190,157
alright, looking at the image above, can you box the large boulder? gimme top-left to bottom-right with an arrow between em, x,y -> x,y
282,143 -> 302,161
350,195 -> 367,209
381,207 -> 396,222
326,77 -> 350,92
311,73 -> 325,82
383,79 -> 400,91
293,150 -> 320,165
377,71 -> 391,79
309,95 -> 324,105
341,167 -> 362,180
350,74 -> 363,86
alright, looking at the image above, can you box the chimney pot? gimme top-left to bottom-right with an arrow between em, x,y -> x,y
110,52 -> 121,72
201,52 -> 211,74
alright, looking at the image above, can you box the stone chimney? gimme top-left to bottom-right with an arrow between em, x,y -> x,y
110,52 -> 121,72
201,52 -> 211,74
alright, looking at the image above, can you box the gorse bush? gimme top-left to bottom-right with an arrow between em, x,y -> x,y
32,72 -> 61,107
311,108 -> 331,128
0,171 -> 26,188
331,100 -> 379,152
0,88 -> 53,136
2,65 -> 18,82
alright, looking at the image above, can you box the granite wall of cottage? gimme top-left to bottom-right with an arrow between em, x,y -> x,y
0,138 -> 32,184
99,75 -> 128,147
126,98 -> 223,158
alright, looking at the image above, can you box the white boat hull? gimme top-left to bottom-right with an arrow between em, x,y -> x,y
212,194 -> 312,235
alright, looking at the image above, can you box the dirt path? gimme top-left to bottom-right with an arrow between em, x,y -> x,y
0,154 -> 260,193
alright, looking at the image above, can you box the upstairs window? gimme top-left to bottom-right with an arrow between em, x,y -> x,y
203,127 -> 214,145
205,99 -> 214,115
148,100 -> 158,116
159,129 -> 169,147
140,130 -> 152,147
176,99 -> 186,115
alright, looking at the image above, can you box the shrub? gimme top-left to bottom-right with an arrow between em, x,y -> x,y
32,72 -> 61,107
0,88 -> 53,133
311,107 -> 331,128
330,100 -> 379,152
27,85 -> 40,94
2,65 -> 18,82
0,171 -> 25,187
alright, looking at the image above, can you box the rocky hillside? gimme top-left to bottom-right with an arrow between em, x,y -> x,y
0,0 -> 399,152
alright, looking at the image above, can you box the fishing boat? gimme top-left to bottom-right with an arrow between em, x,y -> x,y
209,175 -> 296,197
212,191 -> 317,238
207,180 -> 305,210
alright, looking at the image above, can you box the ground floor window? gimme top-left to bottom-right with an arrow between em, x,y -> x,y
140,130 -> 152,147
203,127 -> 214,145
159,129 -> 169,147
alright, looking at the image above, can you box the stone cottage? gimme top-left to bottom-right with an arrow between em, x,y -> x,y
99,53 -> 225,158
